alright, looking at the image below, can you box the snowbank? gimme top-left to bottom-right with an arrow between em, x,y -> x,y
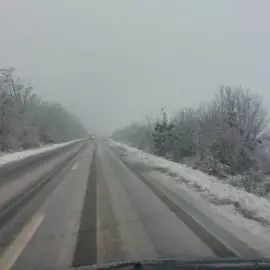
0,139 -> 84,166
108,139 -> 270,235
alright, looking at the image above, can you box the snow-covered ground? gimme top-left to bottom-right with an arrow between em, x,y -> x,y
0,139 -> 84,167
108,139 -> 270,256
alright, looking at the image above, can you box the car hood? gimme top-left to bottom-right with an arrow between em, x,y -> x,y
69,258 -> 270,270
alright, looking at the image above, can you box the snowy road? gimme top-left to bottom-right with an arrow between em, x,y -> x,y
0,139 -> 264,270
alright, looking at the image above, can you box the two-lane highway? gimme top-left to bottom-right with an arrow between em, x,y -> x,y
0,140 -> 239,270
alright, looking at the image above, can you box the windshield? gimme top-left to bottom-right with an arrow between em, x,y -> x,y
0,1 -> 269,270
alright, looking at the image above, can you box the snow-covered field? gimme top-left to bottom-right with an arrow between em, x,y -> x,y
108,139 -> 270,256
0,139 -> 84,167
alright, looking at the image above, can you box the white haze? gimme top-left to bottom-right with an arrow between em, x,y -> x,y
1,0 -> 270,134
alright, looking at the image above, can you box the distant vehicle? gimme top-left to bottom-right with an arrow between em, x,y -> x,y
88,134 -> 95,139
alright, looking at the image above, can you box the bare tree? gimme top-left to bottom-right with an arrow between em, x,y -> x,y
112,85 -> 270,195
0,68 -> 87,151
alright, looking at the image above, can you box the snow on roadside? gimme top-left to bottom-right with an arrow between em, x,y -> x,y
0,138 -> 84,166
108,139 -> 270,236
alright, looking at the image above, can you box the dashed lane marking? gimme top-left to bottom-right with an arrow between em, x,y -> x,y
72,164 -> 79,170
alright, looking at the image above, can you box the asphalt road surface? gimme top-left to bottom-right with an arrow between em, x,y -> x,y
0,140 -> 241,270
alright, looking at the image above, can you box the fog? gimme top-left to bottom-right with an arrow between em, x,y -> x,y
1,0 -> 270,135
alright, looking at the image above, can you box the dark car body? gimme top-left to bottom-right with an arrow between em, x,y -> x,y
69,259 -> 270,270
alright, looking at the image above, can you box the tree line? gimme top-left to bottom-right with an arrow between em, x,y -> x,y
112,86 -> 270,196
0,68 -> 87,152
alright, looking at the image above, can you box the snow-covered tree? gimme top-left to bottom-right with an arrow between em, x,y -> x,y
0,68 -> 87,151
112,85 -> 270,196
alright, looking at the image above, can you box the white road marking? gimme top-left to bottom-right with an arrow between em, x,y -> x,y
72,164 -> 78,170
0,213 -> 44,270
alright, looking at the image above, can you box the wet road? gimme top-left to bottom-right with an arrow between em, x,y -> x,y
0,140 -> 232,270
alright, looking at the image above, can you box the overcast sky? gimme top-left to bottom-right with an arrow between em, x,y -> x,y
1,1 -> 270,134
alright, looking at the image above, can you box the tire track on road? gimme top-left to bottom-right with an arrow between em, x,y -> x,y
72,142 -> 97,267
109,147 -> 238,258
